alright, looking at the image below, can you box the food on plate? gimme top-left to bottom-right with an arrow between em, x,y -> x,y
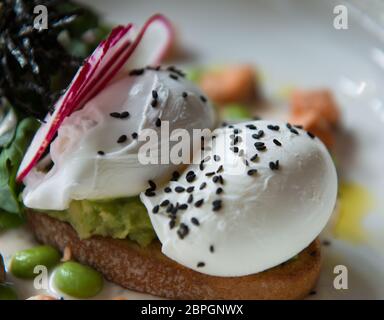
141,120 -> 337,276
199,65 -> 261,105
289,89 -> 340,148
53,261 -> 103,298
1,8 -> 340,300
0,0 -> 106,229
10,245 -> 61,279
21,67 -> 215,211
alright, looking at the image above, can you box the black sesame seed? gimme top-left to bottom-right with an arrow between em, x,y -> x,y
232,146 -> 239,153
199,182 -> 207,190
110,112 -> 121,118
197,262 -> 205,268
269,160 -> 280,171
218,175 -> 224,185
152,205 -> 160,214
166,203 -> 174,213
151,99 -> 158,108
177,223 -> 189,239
164,187 -> 172,193
273,139 -> 282,146
200,95 -> 207,103
322,239 -> 331,246
169,219 -> 176,229
191,217 -> 200,226
186,173 -> 196,183
195,199 -> 204,207
294,125 -> 303,129
186,186 -> 195,193
186,170 -> 195,177
171,205 -> 179,215
199,162 -> 205,171
290,128 -> 299,135
144,189 -> 156,197
216,165 -> 223,173
209,245 -> 215,253
117,135 -> 127,143
179,204 -> 188,210
246,124 -> 257,130
212,199 -> 222,211
247,169 -> 257,176
255,143 -> 266,151
175,186 -> 185,193
155,118 -> 161,127
120,111 -> 130,119
129,68 -> 144,76
160,200 -> 170,207
131,132 -> 138,139
216,187 -> 223,195
182,91 -> 188,98
187,194 -> 194,204
171,171 -> 180,181
97,151 -> 105,156
252,132 -> 262,140
267,125 -> 280,131
205,171 -> 215,177
213,155 -> 220,162
250,154 -> 258,162
169,74 -> 179,81
307,131 -> 315,139
148,180 -> 157,190
286,123 -> 292,129
152,90 -> 158,99
212,176 -> 219,183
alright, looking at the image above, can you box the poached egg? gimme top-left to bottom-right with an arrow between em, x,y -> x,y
22,68 -> 216,210
140,120 -> 338,276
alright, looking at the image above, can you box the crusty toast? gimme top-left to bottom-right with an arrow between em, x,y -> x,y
27,211 -> 321,300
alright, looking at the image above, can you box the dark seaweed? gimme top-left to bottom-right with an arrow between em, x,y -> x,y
0,0 -> 97,120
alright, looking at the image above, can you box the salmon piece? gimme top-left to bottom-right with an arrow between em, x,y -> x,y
290,90 -> 340,126
289,112 -> 335,148
199,65 -> 259,105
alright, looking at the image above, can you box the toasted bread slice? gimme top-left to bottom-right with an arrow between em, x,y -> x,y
27,212 -> 321,300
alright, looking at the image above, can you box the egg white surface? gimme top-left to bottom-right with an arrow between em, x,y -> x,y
141,120 -> 338,276
23,69 -> 215,210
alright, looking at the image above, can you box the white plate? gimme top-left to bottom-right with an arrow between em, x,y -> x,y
1,0 -> 384,299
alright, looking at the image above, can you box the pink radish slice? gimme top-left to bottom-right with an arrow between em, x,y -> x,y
16,24 -> 135,183
17,14 -> 174,182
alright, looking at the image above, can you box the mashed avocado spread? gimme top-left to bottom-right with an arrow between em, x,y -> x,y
44,197 -> 156,247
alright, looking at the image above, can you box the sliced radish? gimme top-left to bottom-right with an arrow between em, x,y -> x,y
17,14 -> 174,182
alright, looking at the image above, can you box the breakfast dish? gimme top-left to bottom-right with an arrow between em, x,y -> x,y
1,0 -> 383,301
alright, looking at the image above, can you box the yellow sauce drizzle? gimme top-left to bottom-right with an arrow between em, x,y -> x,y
333,182 -> 374,243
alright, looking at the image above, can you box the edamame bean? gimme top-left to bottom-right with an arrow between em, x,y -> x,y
0,283 -> 18,300
53,261 -> 103,298
10,245 -> 61,279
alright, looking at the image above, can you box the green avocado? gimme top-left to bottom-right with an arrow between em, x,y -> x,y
44,197 -> 156,247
